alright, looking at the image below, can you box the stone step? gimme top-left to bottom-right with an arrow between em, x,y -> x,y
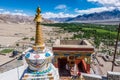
22,76 -> 54,80
24,73 -> 52,76
22,73 -> 54,80
60,77 -> 71,80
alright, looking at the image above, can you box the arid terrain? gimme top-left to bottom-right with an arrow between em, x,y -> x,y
0,22 -> 74,47
0,23 -> 34,46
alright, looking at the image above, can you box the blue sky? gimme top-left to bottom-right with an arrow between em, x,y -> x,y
0,0 -> 119,18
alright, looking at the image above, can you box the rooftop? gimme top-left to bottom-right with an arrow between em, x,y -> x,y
53,39 -> 94,49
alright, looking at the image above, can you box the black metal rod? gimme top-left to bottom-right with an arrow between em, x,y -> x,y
111,24 -> 120,71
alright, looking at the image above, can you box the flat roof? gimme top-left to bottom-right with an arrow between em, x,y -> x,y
53,39 -> 94,52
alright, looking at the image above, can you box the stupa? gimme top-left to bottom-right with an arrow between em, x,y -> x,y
22,7 -> 59,80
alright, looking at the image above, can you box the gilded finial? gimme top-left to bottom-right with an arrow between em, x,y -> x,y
36,7 -> 41,14
34,7 -> 42,22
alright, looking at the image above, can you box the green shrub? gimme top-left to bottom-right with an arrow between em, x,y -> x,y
30,37 -> 35,41
22,37 -> 29,40
0,49 -> 13,54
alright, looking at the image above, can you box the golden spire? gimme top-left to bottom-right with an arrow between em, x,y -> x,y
34,7 -> 42,22
33,7 -> 45,50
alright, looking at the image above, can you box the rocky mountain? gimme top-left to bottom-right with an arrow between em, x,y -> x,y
67,9 -> 120,22
49,17 -> 72,22
0,14 -> 53,24
49,9 -> 120,22
42,18 -> 54,24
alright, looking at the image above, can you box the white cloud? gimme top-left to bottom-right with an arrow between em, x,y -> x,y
2,11 -> 10,14
75,7 -> 116,14
12,12 -> 28,16
88,0 -> 120,7
42,12 -> 77,18
0,8 -> 27,16
75,0 -> 120,15
0,9 -> 4,11
14,9 -> 23,13
1,11 -> 28,16
55,4 -> 67,10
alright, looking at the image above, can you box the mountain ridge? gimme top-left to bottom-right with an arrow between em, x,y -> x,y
49,9 -> 120,22
0,14 -> 54,24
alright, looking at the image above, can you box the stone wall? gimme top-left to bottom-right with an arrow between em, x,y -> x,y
82,73 -> 102,80
107,71 -> 120,80
82,71 -> 120,80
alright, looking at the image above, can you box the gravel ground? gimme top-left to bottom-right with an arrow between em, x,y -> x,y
96,56 -> 120,75
0,59 -> 23,73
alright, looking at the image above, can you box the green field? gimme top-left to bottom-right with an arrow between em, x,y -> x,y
0,49 -> 13,54
82,28 -> 116,35
43,23 -> 118,47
